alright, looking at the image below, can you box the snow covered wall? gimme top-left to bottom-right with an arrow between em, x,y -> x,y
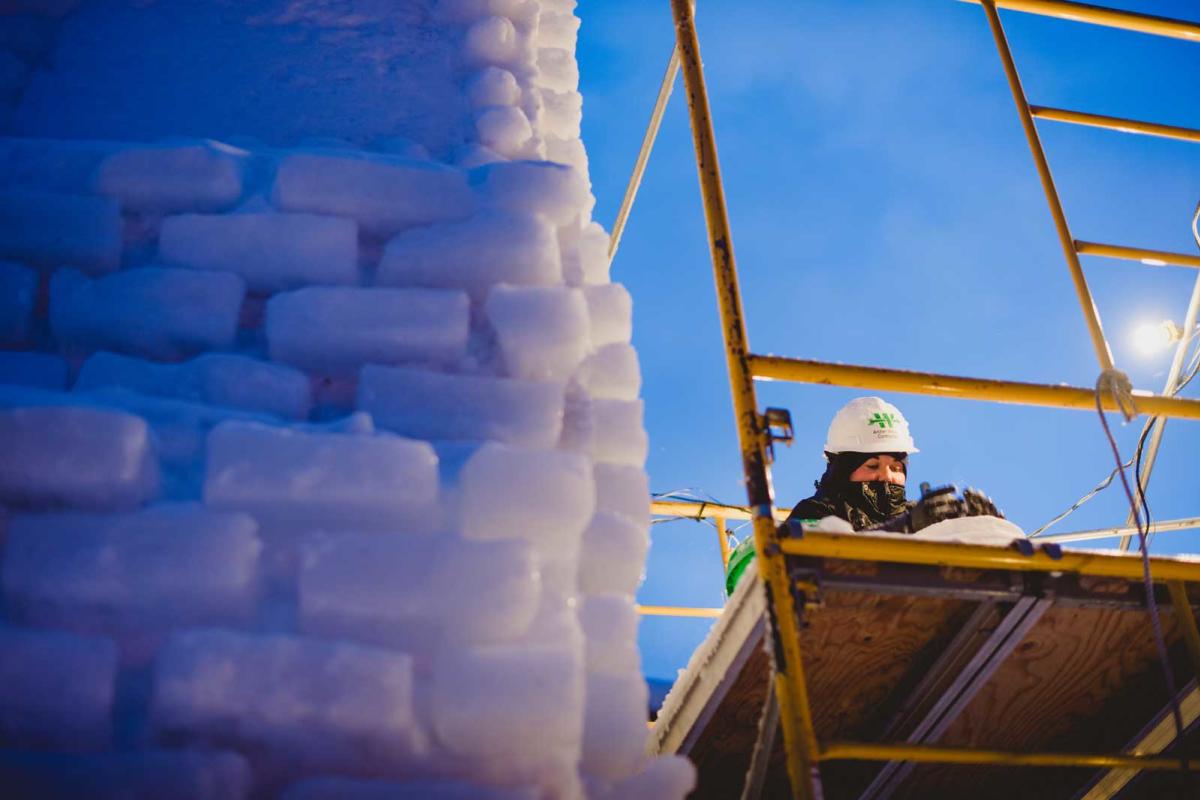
0,1 -> 694,798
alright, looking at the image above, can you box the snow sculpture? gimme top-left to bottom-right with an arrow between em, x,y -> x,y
0,1 -> 694,798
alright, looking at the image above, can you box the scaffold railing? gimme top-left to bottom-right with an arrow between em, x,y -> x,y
657,0 -> 1200,796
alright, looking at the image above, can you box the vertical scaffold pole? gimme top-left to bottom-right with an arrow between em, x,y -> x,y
716,516 -> 732,569
667,1 -> 821,797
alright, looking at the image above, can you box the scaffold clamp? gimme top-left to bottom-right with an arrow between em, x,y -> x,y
762,407 -> 794,464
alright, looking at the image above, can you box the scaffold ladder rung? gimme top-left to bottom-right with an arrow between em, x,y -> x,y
1075,240 -> 1200,269
961,0 -> 1200,41
747,355 -> 1200,421
1030,105 -> 1200,144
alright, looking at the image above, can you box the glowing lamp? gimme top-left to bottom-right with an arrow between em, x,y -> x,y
1132,319 -> 1182,355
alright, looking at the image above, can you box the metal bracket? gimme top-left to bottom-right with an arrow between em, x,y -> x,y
790,567 -> 824,616
1039,542 -> 1064,560
761,407 -> 794,464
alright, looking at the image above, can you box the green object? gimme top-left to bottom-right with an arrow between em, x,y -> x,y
724,536 -> 758,597
725,520 -> 823,596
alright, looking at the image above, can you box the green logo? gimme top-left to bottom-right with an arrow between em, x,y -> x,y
868,412 -> 897,429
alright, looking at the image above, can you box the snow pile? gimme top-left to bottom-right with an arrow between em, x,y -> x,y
911,515 -> 1028,546
0,1 -> 692,799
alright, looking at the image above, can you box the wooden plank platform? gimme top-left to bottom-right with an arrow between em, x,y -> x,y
650,536 -> 1200,799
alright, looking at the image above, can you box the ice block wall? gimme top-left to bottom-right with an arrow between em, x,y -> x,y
0,1 -> 694,798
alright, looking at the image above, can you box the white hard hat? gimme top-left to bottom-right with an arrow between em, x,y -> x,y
823,396 -> 919,455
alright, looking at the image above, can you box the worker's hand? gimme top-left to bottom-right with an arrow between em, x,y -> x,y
909,485 -> 965,532
963,487 -> 1004,519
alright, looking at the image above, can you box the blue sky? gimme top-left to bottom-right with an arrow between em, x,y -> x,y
576,0 -> 1200,682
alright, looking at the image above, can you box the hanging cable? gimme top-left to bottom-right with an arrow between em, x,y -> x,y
1118,199 -> 1200,551
1133,418 -> 1156,540
1035,202 -> 1200,540
1036,333 -> 1200,541
1094,382 -> 1186,768
651,490 -> 754,542
1027,452 -> 1134,538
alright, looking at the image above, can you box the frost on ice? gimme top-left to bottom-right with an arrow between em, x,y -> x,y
0,749 -> 253,800
51,267 -> 245,359
77,352 -> 312,420
0,190 -> 121,271
358,365 -> 565,449
430,643 -> 583,760
4,506 -> 262,657
378,209 -> 561,300
299,533 -> 541,652
0,260 -> 37,343
0,1 -> 693,797
0,406 -> 159,511
152,630 -> 424,777
94,143 -> 245,214
159,212 -> 358,293
0,626 -> 119,752
266,287 -> 469,375
204,422 -> 439,532
486,285 -> 590,381
272,152 -> 476,236
0,351 -> 69,390
459,443 -> 595,556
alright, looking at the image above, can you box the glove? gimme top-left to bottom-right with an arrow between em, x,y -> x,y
867,485 -> 959,533
866,486 -> 1005,533
908,485 -> 966,532
963,487 -> 1004,519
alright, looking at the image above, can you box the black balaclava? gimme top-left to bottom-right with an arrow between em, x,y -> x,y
816,451 -> 908,526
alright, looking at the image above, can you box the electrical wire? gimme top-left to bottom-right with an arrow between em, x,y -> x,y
1029,332 -> 1199,540
1133,417 -> 1155,541
1026,452 -> 1135,538
1136,328 -> 1200,548
1095,390 -> 1186,770
650,490 -> 753,545
1033,202 -> 1200,540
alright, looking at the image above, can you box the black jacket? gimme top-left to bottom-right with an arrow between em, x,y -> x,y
785,491 -> 915,532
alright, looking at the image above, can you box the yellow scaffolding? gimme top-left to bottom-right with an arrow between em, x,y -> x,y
659,0 -> 1200,796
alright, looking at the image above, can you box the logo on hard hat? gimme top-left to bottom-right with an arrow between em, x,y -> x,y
868,413 -> 897,429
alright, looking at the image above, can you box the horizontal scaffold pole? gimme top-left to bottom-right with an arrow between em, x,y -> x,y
820,741 -> 1190,771
960,0 -> 1200,42
778,530 -> 1200,582
1039,515 -> 1200,544
1030,105 -> 1200,144
747,354 -> 1200,421
1075,240 -> 1200,269
650,499 -> 790,522
636,605 -> 723,619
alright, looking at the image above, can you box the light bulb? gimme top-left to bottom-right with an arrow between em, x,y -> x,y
1132,320 -> 1181,356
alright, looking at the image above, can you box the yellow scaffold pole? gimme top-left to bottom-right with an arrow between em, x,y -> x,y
980,0 -> 1116,374
668,1 -> 820,797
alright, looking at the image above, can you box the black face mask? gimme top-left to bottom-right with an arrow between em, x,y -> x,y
817,451 -> 909,525
843,480 -> 908,521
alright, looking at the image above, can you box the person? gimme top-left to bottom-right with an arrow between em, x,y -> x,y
724,396 -> 1003,596
785,396 -> 1000,533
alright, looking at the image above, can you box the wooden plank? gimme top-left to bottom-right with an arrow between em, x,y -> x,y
801,592 -> 976,741
671,557 -> 1200,799
650,564 -> 766,757
1077,681 -> 1200,800
682,589 -> 974,799
894,605 -> 1199,799
862,598 -> 1055,798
